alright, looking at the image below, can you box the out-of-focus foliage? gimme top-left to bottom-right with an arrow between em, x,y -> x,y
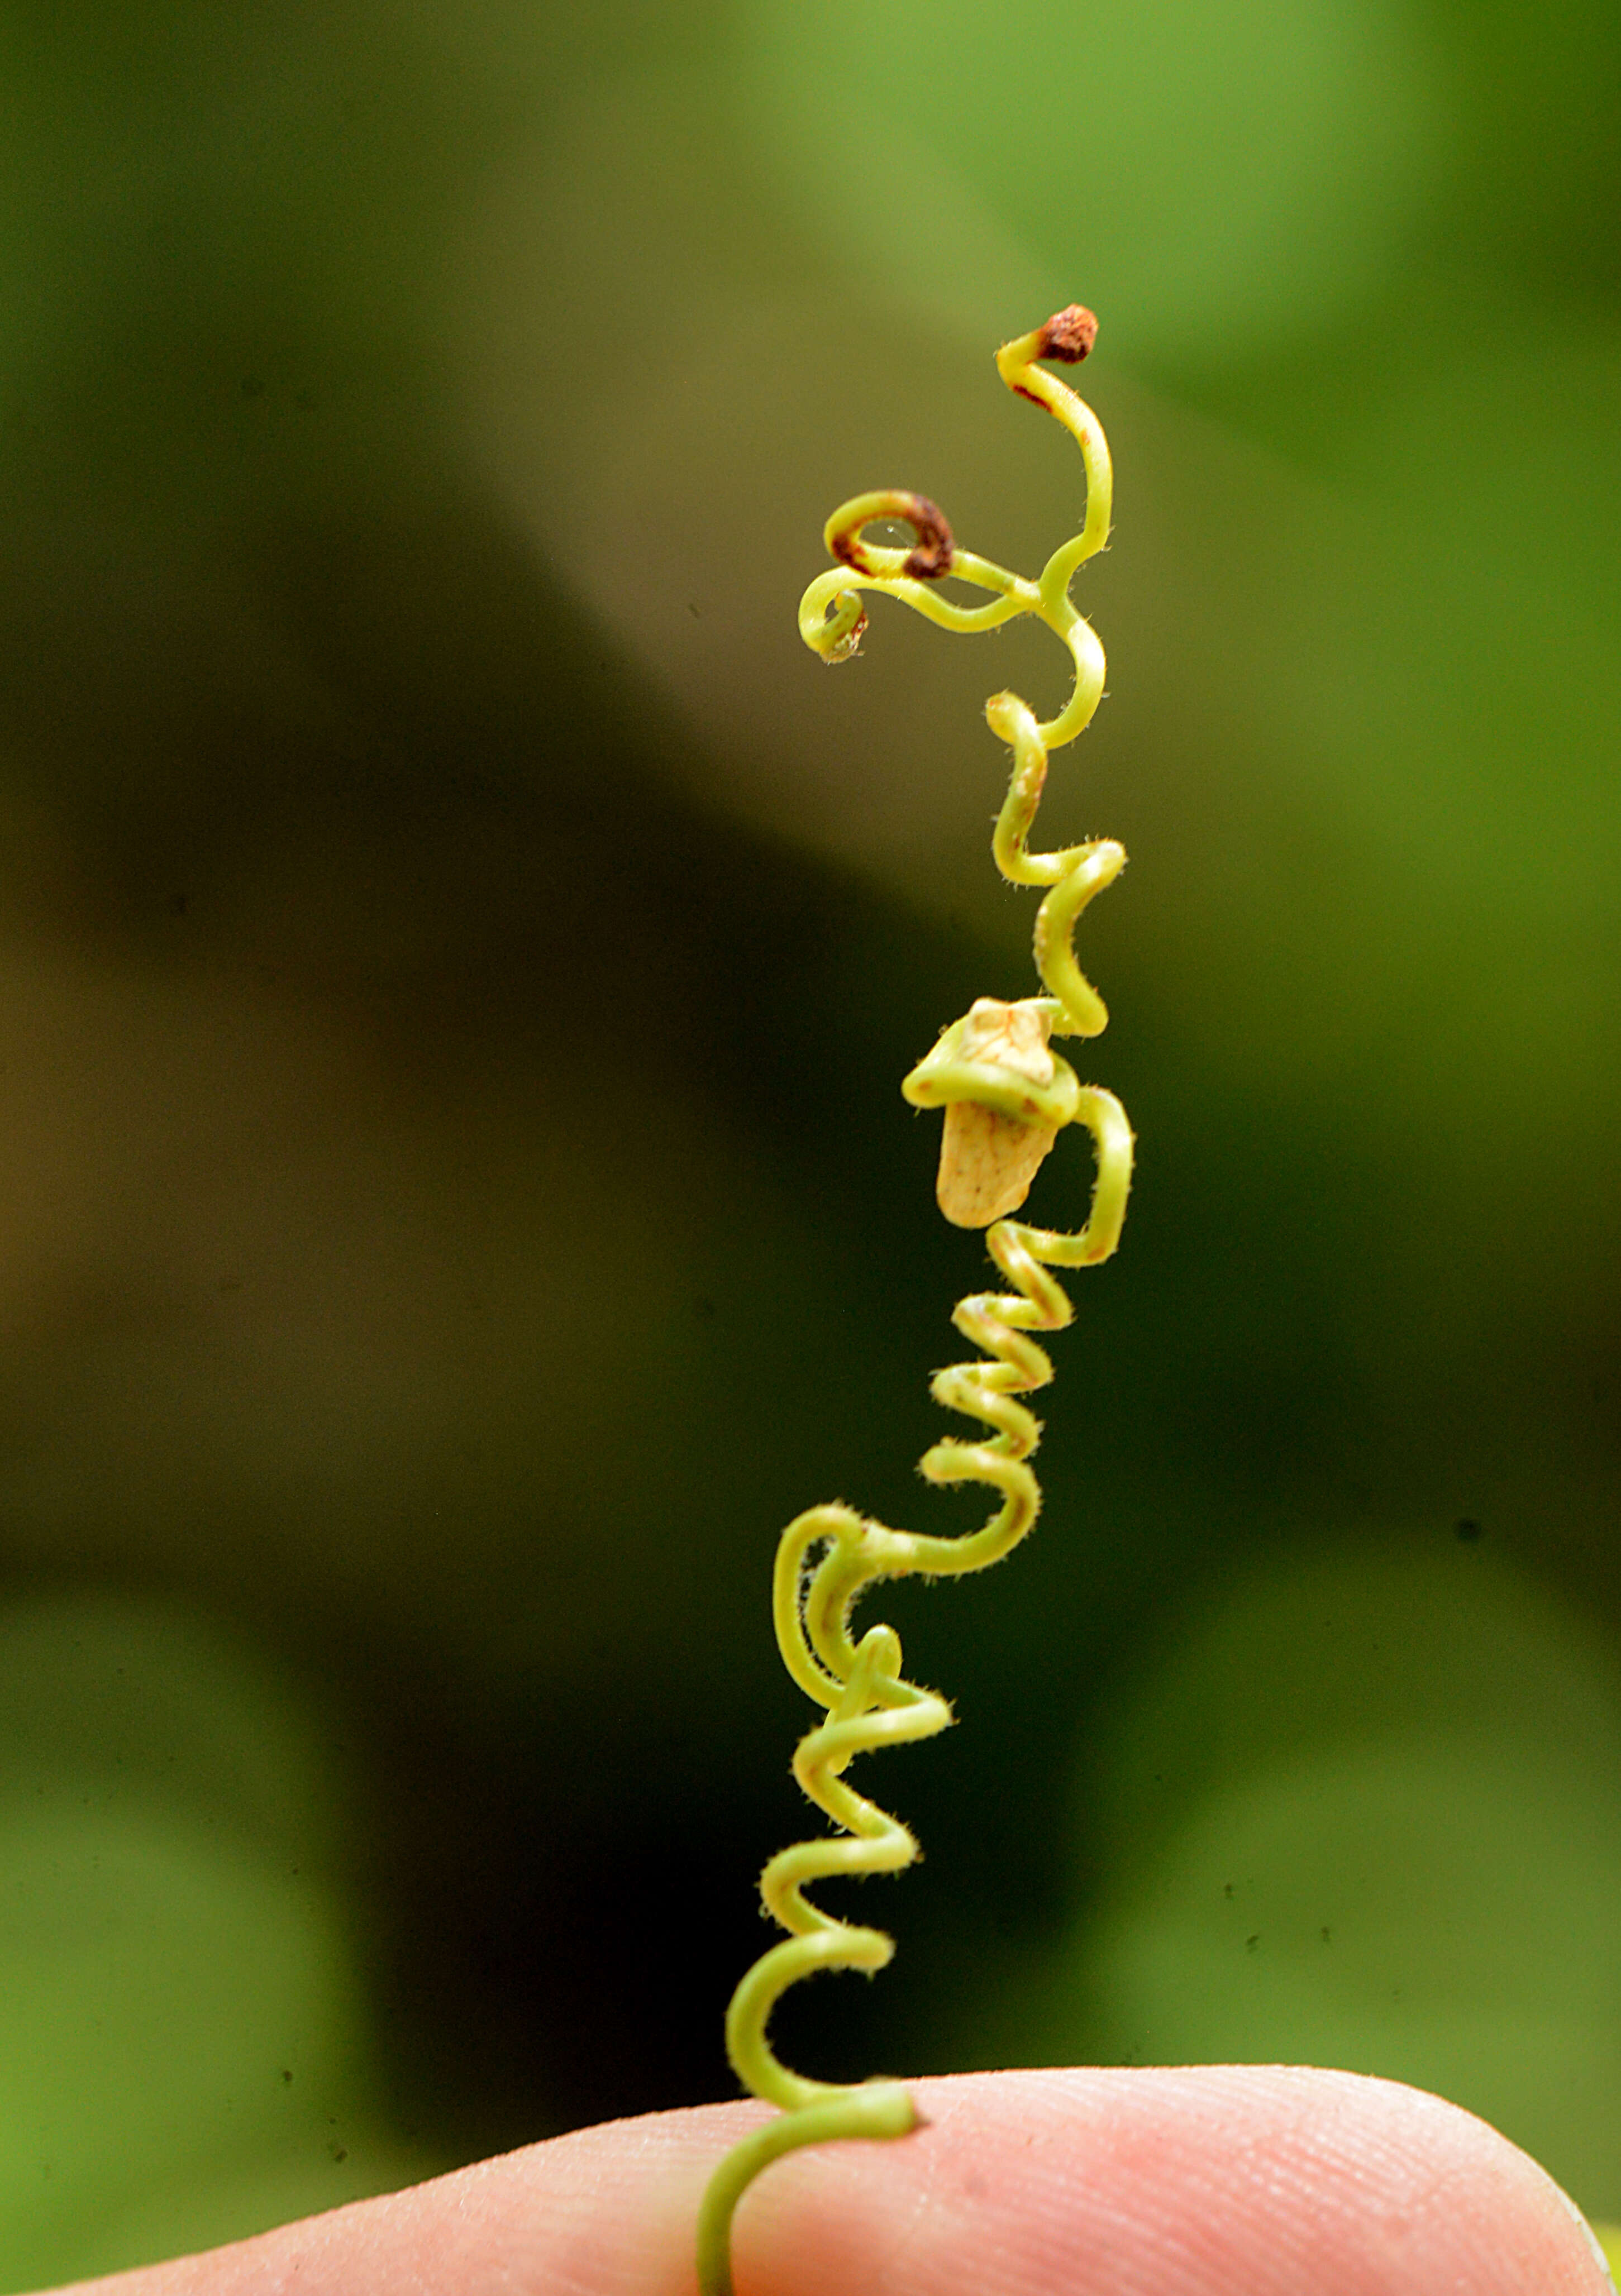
978,1544 -> 1621,2210
0,1595 -> 426,2284
0,0 -> 1617,2279
733,0 -> 1441,359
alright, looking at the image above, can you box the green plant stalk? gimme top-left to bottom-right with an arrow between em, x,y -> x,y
696,307 -> 1133,2296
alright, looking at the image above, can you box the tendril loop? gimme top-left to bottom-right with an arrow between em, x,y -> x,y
697,307 -> 1135,2296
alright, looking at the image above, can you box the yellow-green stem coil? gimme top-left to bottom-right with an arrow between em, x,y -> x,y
697,306 -> 1133,2296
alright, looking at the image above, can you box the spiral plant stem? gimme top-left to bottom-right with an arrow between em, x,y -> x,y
697,308 -> 1134,2296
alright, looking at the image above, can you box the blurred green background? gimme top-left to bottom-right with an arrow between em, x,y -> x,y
0,0 -> 1618,2281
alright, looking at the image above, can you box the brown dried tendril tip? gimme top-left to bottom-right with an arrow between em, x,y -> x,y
1036,304 -> 1098,364
831,490 -> 955,582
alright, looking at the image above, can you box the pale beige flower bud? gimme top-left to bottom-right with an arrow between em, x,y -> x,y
935,999 -> 1060,1227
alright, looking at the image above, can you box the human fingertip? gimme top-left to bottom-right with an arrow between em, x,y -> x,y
1558,2198 -> 1618,2291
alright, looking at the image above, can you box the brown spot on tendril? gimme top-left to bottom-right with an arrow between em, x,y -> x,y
830,491 -> 955,580
900,494 -> 954,579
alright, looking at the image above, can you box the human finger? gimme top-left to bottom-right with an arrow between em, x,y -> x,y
62,2064 -> 1614,2296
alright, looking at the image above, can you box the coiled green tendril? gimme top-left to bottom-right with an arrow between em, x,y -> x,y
696,308 -> 1134,2296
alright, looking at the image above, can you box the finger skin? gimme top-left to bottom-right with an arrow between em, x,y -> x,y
58,2066 -> 1613,2296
